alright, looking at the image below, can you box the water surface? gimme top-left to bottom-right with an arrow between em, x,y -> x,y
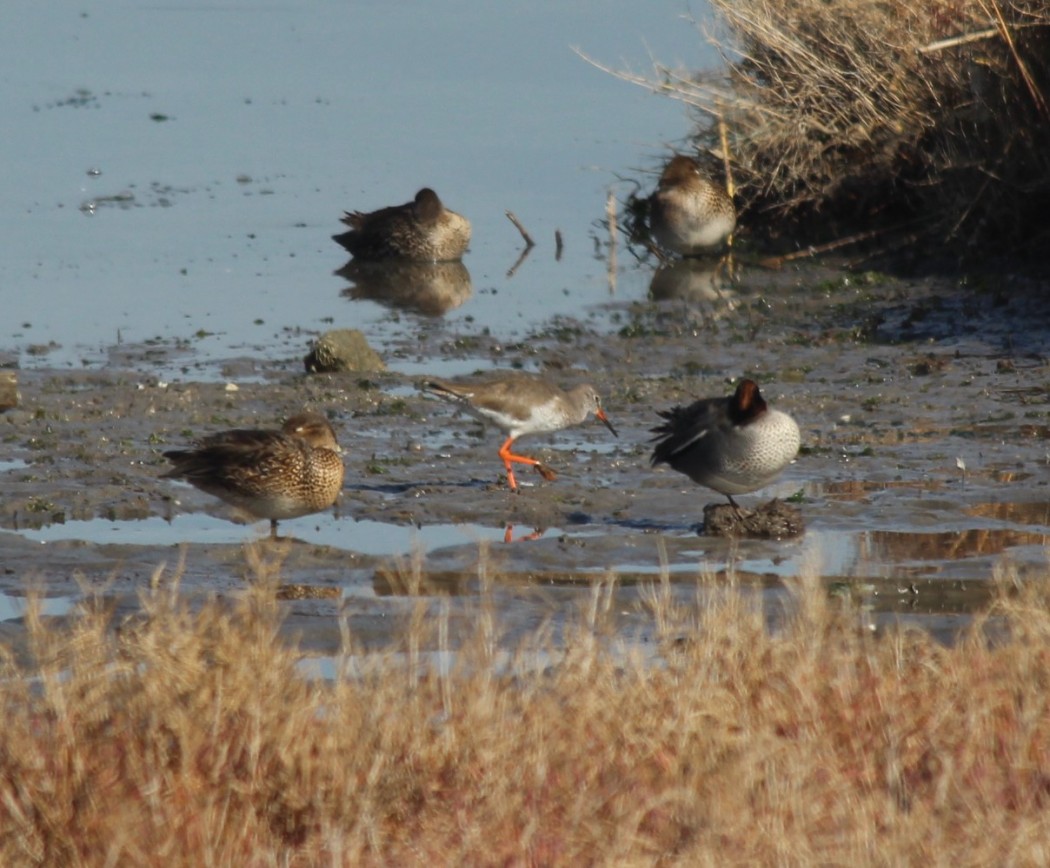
3,0 -> 710,372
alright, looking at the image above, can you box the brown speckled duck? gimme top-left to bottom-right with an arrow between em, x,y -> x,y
161,412 -> 344,538
333,187 -> 471,262
649,155 -> 736,255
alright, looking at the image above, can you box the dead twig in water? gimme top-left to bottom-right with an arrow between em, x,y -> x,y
505,211 -> 535,249
555,229 -> 564,261
506,245 -> 533,279
606,190 -> 617,294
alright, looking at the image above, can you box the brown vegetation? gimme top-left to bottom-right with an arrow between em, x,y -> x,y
596,0 -> 1050,258
2,548 -> 1050,864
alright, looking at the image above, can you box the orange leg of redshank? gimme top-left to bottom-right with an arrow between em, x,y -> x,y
498,436 -> 555,490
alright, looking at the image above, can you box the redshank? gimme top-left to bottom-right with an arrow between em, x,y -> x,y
650,379 -> 799,506
424,372 -> 618,491
161,411 -> 345,538
649,155 -> 736,255
333,187 -> 471,262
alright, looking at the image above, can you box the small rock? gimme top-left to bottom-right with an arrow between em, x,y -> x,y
0,371 -> 18,412
702,499 -> 804,539
305,329 -> 385,374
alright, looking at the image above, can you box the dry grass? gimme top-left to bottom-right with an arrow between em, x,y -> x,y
3,550 -> 1050,864
592,0 -> 1050,257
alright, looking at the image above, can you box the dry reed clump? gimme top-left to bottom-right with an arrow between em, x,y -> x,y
2,555 -> 1050,863
610,0 -> 1050,258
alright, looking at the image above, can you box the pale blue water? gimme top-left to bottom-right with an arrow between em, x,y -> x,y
17,502 -> 1047,587
0,591 -> 75,622
2,0 -> 713,371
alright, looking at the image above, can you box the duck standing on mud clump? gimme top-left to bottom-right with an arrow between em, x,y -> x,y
648,154 -> 736,256
651,379 -> 803,538
161,412 -> 345,539
333,187 -> 471,262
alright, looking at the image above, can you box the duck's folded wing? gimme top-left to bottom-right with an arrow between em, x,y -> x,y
650,399 -> 720,464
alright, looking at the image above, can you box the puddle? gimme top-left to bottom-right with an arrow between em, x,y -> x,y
966,501 -> 1050,525
0,459 -> 28,474
13,512 -> 545,556
9,508 -> 822,586
863,527 -> 1048,563
0,591 -> 76,622
14,505 -> 1046,589
739,526 -> 1049,582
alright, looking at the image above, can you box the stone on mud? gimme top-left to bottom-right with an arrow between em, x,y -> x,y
304,329 -> 385,374
0,371 -> 18,412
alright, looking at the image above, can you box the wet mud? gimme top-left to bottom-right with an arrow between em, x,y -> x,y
1,260 -> 1048,648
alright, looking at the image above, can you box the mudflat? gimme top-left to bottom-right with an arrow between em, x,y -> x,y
2,262 -> 1047,647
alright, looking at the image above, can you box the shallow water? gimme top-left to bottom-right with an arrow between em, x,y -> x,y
2,1 -> 1049,653
3,0 -> 706,374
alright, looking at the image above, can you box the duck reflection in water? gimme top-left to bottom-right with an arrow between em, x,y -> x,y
337,258 -> 473,316
648,257 -> 738,318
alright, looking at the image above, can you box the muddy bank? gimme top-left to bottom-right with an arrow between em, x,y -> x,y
1,261 -> 1048,645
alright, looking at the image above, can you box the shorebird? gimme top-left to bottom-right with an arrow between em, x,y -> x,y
649,155 -> 736,256
651,379 -> 799,506
161,412 -> 344,538
424,372 -> 618,491
333,187 -> 471,262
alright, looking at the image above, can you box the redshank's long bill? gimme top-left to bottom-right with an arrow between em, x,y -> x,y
650,379 -> 799,507
424,372 -> 617,491
161,412 -> 345,538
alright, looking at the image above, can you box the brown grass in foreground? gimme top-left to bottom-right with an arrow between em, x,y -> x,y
2,552 -> 1050,865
